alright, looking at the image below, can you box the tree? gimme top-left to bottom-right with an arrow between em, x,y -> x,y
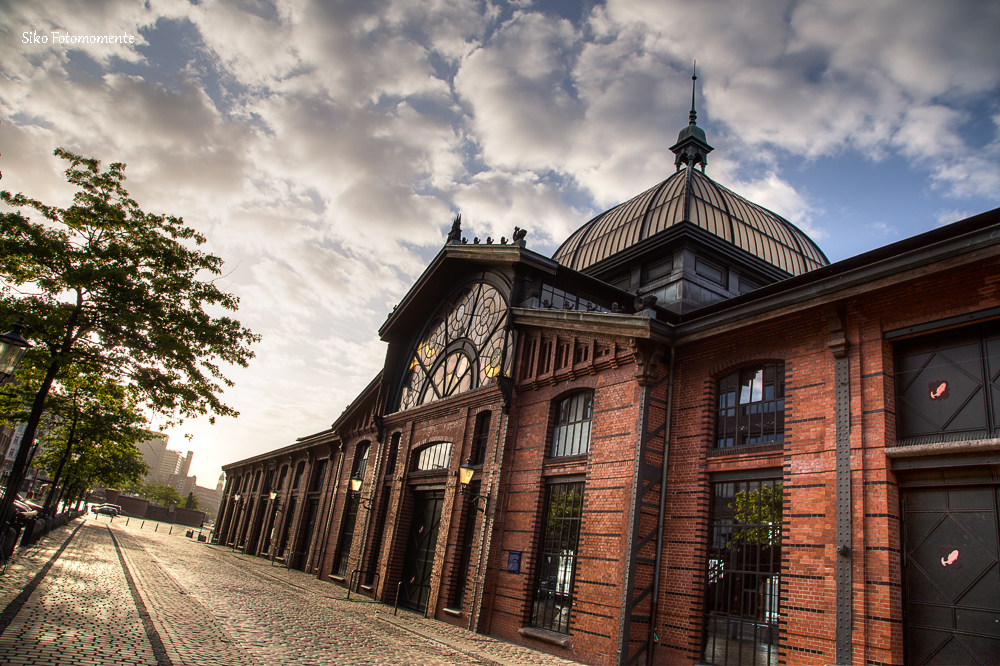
138,483 -> 181,507
728,481 -> 783,547
0,149 -> 259,527
16,367 -> 150,513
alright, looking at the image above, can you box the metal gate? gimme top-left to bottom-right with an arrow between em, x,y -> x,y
902,485 -> 1000,665
400,490 -> 444,612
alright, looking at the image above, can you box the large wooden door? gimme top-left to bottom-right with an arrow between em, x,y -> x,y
902,485 -> 1000,665
400,491 -> 445,612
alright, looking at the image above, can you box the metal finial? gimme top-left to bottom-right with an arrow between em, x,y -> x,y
689,60 -> 698,126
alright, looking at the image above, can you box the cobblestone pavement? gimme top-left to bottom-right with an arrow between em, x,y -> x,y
0,517 -> 582,666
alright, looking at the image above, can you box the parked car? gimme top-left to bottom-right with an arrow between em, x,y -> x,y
12,499 -> 37,522
91,503 -> 121,516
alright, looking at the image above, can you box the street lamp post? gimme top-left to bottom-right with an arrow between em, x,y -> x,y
230,493 -> 242,552
269,490 -> 281,566
0,317 -> 32,552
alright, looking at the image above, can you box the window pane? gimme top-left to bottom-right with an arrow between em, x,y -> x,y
551,392 -> 594,457
703,479 -> 783,666
715,364 -> 784,449
531,481 -> 585,634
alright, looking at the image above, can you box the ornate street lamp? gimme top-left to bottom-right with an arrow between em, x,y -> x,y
459,457 -> 489,513
0,317 -> 31,562
230,493 -> 242,552
349,474 -> 373,508
0,317 -> 30,385
268,490 -> 282,566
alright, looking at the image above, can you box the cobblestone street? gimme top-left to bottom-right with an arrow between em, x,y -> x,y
0,517 -> 582,666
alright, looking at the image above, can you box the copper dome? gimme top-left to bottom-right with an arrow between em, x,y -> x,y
553,166 -> 829,277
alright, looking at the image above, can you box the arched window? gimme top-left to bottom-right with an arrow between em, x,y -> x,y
551,392 -> 594,457
414,442 -> 453,471
715,363 -> 785,448
399,281 -> 512,411
275,465 -> 288,491
292,461 -> 306,489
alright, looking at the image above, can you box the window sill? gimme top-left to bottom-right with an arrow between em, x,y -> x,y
707,442 -> 784,457
443,607 -> 463,617
518,626 -> 570,648
329,574 -> 346,582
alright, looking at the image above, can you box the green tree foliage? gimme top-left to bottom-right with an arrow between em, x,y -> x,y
137,483 -> 181,507
0,148 -> 259,426
729,481 -> 783,547
17,367 -> 150,510
0,149 -> 258,519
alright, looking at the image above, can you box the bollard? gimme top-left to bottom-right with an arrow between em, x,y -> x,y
169,526 -> 172,535
141,521 -> 145,529
155,524 -> 158,532
394,582 -> 402,616
125,517 -> 129,526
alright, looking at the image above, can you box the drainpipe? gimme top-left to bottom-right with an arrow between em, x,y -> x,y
646,345 -> 675,664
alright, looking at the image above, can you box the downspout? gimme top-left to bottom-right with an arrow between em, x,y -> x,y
646,344 -> 675,664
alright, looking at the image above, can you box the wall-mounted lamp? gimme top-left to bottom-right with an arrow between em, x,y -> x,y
349,474 -> 373,508
459,457 -> 489,513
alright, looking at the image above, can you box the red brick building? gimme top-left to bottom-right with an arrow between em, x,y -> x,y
216,110 -> 1000,666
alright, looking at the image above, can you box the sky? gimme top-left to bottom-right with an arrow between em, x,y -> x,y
1,0 -> 999,487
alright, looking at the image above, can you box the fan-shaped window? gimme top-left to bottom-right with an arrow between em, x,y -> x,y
399,281 -> 512,411
551,392 -> 594,457
414,442 -> 453,471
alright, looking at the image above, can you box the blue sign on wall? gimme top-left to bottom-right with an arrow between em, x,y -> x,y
507,550 -> 521,574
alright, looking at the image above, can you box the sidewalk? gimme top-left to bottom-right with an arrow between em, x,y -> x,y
0,517 -> 583,666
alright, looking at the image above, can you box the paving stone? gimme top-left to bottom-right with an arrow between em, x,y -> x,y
0,517 -> 581,666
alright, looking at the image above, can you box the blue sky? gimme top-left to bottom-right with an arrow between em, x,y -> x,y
2,0 -> 998,483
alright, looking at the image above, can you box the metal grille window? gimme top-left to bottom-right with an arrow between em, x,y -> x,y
551,392 -> 593,457
414,441 -> 452,471
292,461 -> 305,489
716,364 -> 785,448
275,465 -> 287,491
334,494 -> 360,576
471,411 -> 491,465
703,478 -> 783,666
531,480 -> 584,634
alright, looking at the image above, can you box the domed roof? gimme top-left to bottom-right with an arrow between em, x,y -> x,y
553,166 -> 829,276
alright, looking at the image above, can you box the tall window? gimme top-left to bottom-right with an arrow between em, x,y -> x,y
451,481 -> 479,608
471,411 -> 492,465
334,442 -> 371,576
530,480 -> 585,634
703,477 -> 783,666
384,432 -> 400,476
309,459 -> 328,493
275,465 -> 288,491
292,461 -> 306,489
715,364 -> 784,448
551,392 -> 593,457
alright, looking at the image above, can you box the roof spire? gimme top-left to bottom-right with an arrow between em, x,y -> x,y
689,60 -> 698,126
670,60 -> 713,172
